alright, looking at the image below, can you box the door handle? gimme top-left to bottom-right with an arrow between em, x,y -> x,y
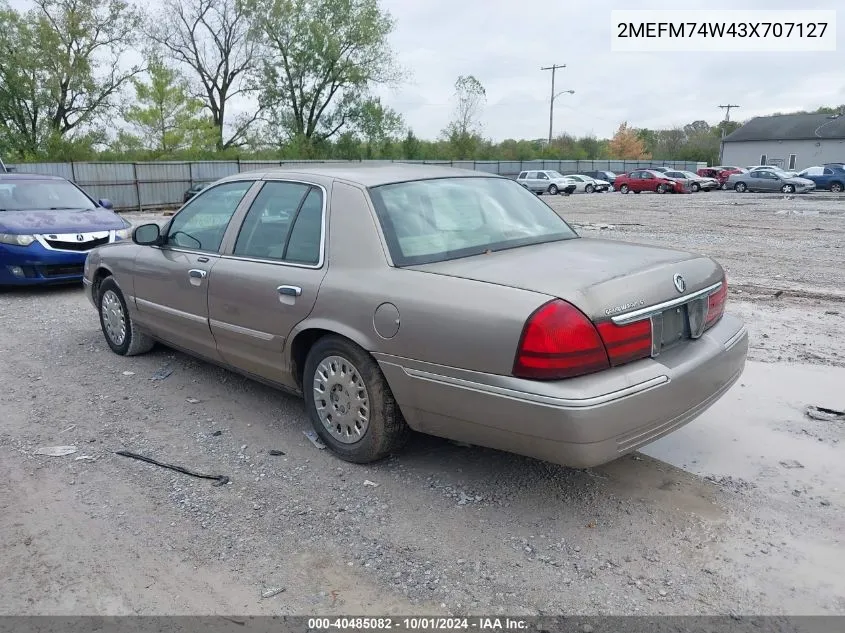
189,269 -> 207,279
277,285 -> 302,297
197,256 -> 209,263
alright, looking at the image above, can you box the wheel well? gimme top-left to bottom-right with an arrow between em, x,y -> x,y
289,328 -> 334,390
830,180 -> 843,189
91,267 -> 112,299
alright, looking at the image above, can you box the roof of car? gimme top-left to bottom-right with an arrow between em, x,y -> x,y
0,172 -> 65,182
221,163 -> 502,187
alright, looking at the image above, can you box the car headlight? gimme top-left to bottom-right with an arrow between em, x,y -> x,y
0,233 -> 36,246
115,228 -> 132,240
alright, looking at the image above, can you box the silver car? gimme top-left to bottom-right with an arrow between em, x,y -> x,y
516,170 -> 576,195
83,165 -> 747,468
728,170 -> 816,193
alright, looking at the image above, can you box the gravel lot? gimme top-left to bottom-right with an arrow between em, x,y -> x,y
1,189 -> 843,616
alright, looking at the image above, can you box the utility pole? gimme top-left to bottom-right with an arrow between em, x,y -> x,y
718,104 -> 740,122
717,104 -> 739,165
542,64 -> 566,145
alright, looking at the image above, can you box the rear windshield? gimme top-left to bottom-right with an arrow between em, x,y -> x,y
368,177 -> 578,266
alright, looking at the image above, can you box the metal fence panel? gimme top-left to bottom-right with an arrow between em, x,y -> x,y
5,158 -> 707,209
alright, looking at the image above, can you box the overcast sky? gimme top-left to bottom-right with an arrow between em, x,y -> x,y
9,0 -> 845,141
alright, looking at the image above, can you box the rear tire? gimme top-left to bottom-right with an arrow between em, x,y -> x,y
619,184 -> 630,194
97,277 -> 155,356
734,182 -> 747,193
303,336 -> 409,464
830,181 -> 843,193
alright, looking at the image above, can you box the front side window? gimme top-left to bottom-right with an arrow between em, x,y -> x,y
369,177 -> 578,266
537,172 -> 549,180
165,180 -> 253,252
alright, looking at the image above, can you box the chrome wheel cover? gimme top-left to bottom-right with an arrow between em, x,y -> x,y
101,289 -> 127,346
312,355 -> 370,444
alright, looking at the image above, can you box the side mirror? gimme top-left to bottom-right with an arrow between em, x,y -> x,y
98,198 -> 114,209
133,223 -> 162,246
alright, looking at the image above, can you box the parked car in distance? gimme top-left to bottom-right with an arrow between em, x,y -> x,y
83,164 -> 747,469
663,170 -> 719,192
183,182 -> 211,203
516,170 -> 577,195
746,166 -> 799,178
727,170 -> 815,193
0,173 -> 130,285
699,166 -> 746,189
562,174 -> 611,193
582,170 -> 617,185
800,165 -> 845,192
614,169 -> 689,194
648,166 -> 671,173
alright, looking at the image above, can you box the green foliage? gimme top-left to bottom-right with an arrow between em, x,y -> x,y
245,0 -> 402,152
121,56 -> 218,157
0,0 -> 141,158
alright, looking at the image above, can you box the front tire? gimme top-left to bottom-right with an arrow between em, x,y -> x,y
691,182 -> 700,192
781,184 -> 796,194
585,184 -> 594,193
304,336 -> 409,463
97,277 -> 155,356
548,184 -> 559,195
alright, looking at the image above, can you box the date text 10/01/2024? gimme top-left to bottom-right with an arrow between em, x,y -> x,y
307,617 -> 529,630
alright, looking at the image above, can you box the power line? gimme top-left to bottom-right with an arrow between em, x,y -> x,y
541,64 -> 568,145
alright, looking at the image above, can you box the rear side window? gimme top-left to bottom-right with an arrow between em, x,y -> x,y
369,177 -> 577,266
233,181 -> 323,265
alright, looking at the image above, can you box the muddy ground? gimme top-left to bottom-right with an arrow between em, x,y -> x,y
0,189 -> 842,616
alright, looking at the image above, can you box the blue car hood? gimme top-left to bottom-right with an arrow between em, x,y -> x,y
0,207 -> 126,234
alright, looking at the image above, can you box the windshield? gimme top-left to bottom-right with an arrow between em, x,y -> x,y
0,179 -> 94,211
369,177 -> 579,266
545,171 -> 564,179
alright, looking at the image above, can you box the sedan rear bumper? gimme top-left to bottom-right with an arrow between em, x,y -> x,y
377,314 -> 748,468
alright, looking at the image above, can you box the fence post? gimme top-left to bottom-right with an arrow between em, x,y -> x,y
133,162 -> 141,211
70,161 -> 76,182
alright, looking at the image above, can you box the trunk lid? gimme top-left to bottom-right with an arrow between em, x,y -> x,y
409,237 -> 724,321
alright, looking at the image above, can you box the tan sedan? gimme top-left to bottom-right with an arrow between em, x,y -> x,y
83,165 -> 748,468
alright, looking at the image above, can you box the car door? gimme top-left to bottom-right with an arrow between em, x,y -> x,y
132,179 -> 257,360
207,179 -> 328,386
536,171 -> 550,191
523,171 -> 539,192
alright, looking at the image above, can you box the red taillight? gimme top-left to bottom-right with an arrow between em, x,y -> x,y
595,319 -> 653,366
513,300 -> 655,380
706,278 -> 728,328
513,300 -> 610,380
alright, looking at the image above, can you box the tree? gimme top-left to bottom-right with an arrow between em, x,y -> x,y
0,0 -> 142,157
122,56 -> 217,156
441,75 -> 486,159
401,130 -> 422,159
656,127 -> 686,157
355,97 -> 403,154
246,0 -> 402,147
147,0 -> 261,150
608,122 -> 650,159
